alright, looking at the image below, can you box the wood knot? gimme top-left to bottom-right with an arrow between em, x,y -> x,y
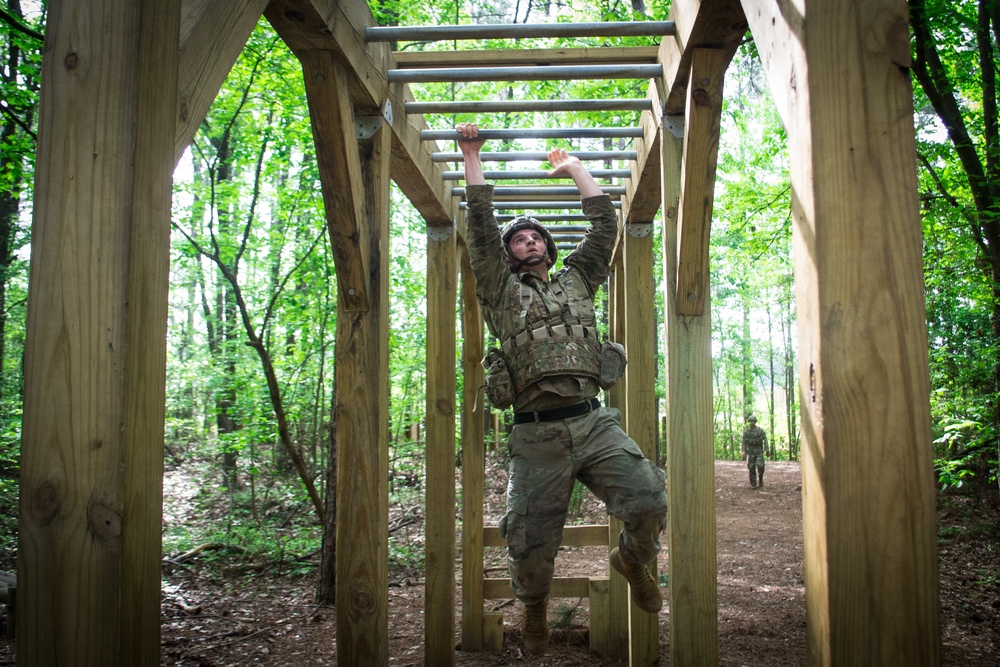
64,52 -> 78,70
692,89 -> 711,107
88,501 -> 122,543
31,481 -> 60,524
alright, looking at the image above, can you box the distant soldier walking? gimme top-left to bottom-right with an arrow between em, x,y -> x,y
742,415 -> 768,489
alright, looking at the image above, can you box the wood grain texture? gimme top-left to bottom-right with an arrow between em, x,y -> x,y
675,48 -> 727,316
334,119 -> 391,666
459,240 -> 485,651
662,123 -> 719,666
175,0 -> 269,164
741,1 -> 939,663
19,0 -> 179,663
425,226 -> 457,665
300,50 -> 370,312
624,221 -> 660,665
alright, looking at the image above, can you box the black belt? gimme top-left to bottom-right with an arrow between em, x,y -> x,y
514,398 -> 600,425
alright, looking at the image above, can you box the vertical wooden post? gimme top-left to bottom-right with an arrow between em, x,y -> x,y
623,221 -> 660,666
426,222 -> 458,665
662,48 -> 726,666
18,0 -> 179,663
459,237 -> 486,651
742,0 -> 940,662
331,118 -> 391,667
606,255 -> 631,660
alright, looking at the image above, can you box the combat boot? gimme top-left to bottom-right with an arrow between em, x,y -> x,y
521,598 -> 549,654
757,470 -> 764,488
610,547 -> 662,613
749,469 -> 757,489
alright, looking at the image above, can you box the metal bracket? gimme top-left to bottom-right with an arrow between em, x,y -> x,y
428,225 -> 454,241
627,223 -> 653,238
356,116 -> 382,139
382,99 -> 393,125
663,114 -> 684,139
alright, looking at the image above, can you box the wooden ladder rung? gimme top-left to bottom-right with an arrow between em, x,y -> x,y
482,576 -> 609,599
483,523 -> 610,548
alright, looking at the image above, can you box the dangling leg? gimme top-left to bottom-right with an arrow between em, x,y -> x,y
503,421 -> 575,653
575,408 -> 667,613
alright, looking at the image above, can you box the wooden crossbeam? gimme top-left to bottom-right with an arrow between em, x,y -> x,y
175,0 -> 268,164
674,49 -> 727,316
300,51 -> 370,312
265,0 -> 455,225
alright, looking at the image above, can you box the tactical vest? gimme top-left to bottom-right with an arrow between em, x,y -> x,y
486,268 -> 601,395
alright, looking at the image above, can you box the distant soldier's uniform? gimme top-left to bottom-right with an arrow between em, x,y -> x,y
465,184 -> 667,605
742,416 -> 768,489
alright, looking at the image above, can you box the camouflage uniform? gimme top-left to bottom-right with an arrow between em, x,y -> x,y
465,184 -> 668,604
742,423 -> 767,488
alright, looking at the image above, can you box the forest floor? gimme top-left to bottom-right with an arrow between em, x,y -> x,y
0,459 -> 998,665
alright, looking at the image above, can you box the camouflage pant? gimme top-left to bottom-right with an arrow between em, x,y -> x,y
500,406 -> 667,603
746,450 -> 765,473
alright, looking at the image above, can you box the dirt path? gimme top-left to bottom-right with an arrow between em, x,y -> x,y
4,458 -> 994,665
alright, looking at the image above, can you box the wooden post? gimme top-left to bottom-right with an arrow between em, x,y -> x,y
459,237 -> 486,651
302,48 -> 393,661
606,252 -> 631,660
741,0 -> 940,662
426,222 -> 458,664
623,219 -> 660,666
18,0 -> 179,663
662,48 -> 725,666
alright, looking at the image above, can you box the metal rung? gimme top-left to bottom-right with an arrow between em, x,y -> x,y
453,186 -> 625,197
422,127 -> 643,141
366,21 -> 675,42
406,99 -> 653,114
460,201 -> 622,209
434,150 -> 638,162
387,63 -> 662,84
442,169 -> 631,180
495,216 -> 594,225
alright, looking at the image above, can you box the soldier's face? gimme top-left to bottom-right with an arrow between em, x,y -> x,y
509,229 -> 547,266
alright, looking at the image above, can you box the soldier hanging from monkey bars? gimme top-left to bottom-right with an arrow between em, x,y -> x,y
456,122 -> 668,655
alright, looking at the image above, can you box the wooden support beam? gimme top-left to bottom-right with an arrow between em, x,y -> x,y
606,256 -> 630,661
19,0 -> 180,663
623,220 -> 660,665
659,0 -> 746,115
300,50 -> 370,312
459,235 -> 486,652
426,223 -> 458,665
175,0 -> 269,164
622,100 -> 664,225
333,114 -> 392,667
675,49 -> 728,316
265,0 -> 455,226
740,1 -> 940,663
661,116 -> 719,667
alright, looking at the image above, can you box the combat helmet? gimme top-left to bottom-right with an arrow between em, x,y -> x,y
747,414 -> 757,423
501,216 -> 557,269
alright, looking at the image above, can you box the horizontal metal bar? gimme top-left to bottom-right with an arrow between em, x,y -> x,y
388,63 -> 662,84
442,169 -> 631,180
460,201 -> 622,209
454,186 -> 625,196
406,98 -> 654,114
422,127 -> 643,141
434,150 -> 638,162
495,217 -> 595,225
367,21 -> 675,42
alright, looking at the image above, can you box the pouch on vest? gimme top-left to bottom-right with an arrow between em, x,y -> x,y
482,348 -> 515,409
598,341 -> 627,389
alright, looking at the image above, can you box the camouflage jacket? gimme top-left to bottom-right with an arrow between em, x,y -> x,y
465,184 -> 619,412
742,425 -> 768,455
